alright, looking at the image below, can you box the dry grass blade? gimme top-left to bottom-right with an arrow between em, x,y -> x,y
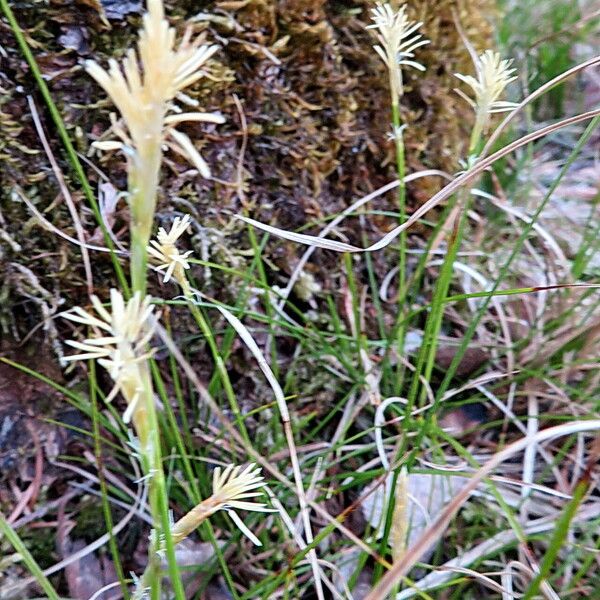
275,169 -> 452,310
210,307 -> 324,599
27,96 -> 94,294
15,185 -> 125,254
364,420 -> 600,600
239,108 -> 600,254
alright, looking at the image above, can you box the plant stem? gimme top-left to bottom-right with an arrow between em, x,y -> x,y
130,365 -> 185,600
182,282 -> 252,447
404,118 -> 483,417
244,219 -> 279,377
129,145 -> 161,295
391,102 -> 407,301
391,101 -> 408,379
421,191 -> 470,409
127,136 -> 184,597
90,363 -> 129,600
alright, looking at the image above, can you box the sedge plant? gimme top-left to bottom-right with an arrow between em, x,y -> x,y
235,10 -> 522,591
85,0 -> 224,294
367,2 -> 429,356
4,0 -> 599,596
58,0 -> 258,596
405,48 -> 518,414
379,49 -> 519,588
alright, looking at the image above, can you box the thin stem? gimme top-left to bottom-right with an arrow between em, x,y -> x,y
131,365 -> 185,600
404,113 -> 483,415
90,363 -> 130,600
182,282 -> 252,447
130,225 -> 150,298
403,190 -> 462,417
392,102 -> 407,302
421,192 -> 470,407
391,101 -> 408,389
128,143 -> 182,598
378,195 -> 457,391
344,252 -> 363,357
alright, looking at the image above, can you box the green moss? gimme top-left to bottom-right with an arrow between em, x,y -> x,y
19,527 -> 58,571
1,0 -> 498,340
71,498 -> 110,542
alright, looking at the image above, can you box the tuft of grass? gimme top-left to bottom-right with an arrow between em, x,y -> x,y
1,1 -> 600,599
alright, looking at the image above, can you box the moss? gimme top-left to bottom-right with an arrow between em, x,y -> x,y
1,0 -> 497,340
70,497 -> 109,542
19,527 -> 58,570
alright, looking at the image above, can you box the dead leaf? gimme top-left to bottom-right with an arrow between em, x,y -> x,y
361,472 -> 467,552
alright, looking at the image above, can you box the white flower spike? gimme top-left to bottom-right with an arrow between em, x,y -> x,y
86,0 -> 224,177
367,2 -> 430,102
147,214 -> 194,284
455,50 -> 518,132
63,289 -> 157,423
170,463 -> 272,546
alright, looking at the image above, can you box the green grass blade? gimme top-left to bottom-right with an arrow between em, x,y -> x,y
0,515 -> 61,600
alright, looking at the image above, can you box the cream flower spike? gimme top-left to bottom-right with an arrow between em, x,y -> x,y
455,50 -> 518,119
63,289 -> 157,423
147,214 -> 194,285
170,463 -> 272,546
86,0 -> 224,177
367,2 -> 430,102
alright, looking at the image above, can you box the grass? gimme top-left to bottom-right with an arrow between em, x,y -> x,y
0,514 -> 62,600
1,0 -> 600,599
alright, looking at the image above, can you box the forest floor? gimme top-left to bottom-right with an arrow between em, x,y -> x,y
1,0 -> 600,599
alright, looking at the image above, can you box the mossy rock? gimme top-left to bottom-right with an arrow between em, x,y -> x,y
0,0 -> 496,338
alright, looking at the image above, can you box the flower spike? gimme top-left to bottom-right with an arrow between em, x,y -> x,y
455,49 -> 518,139
367,2 -> 430,102
170,463 -> 272,546
147,214 -> 194,285
63,290 -> 157,424
86,0 -> 224,177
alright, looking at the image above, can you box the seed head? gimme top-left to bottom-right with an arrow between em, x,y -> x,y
86,0 -> 224,177
367,3 -> 430,101
63,289 -> 157,423
211,463 -> 268,512
147,214 -> 194,284
455,50 -> 518,121
170,463 -> 272,546
390,467 -> 409,563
